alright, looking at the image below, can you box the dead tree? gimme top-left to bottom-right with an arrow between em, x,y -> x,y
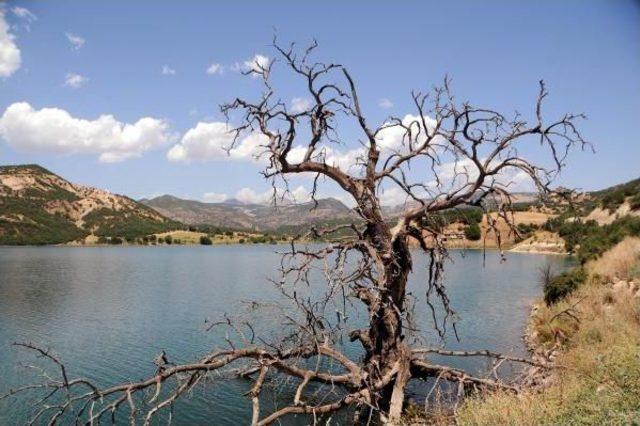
4,39 -> 587,424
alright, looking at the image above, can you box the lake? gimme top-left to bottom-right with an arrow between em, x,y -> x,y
0,246 -> 570,424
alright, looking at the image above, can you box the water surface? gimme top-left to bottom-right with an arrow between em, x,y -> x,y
0,246 -> 570,424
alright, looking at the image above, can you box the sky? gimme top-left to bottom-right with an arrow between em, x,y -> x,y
0,1 -> 638,205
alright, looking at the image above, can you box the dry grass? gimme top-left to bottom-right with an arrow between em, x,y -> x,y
510,231 -> 566,255
456,237 -> 640,425
586,202 -> 640,225
586,237 -> 640,281
154,230 -> 208,244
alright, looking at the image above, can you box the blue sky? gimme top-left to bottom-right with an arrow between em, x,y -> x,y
0,1 -> 638,204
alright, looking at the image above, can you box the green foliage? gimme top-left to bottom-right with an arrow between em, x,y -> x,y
0,197 -> 88,245
593,177 -> 640,213
97,236 -> 108,244
109,236 -> 123,245
83,208 -> 179,240
421,207 -> 484,233
164,235 -> 173,245
199,235 -> 213,245
630,194 -> 640,211
544,267 -> 587,305
464,222 -> 482,240
516,222 -> 538,239
544,215 -> 640,264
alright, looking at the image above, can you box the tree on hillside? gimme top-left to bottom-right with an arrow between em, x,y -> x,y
11,40 -> 587,424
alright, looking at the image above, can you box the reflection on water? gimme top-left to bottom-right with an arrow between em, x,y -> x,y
0,246 -> 571,424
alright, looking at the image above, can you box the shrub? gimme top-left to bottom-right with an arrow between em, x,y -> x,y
164,235 -> 173,245
630,194 -> 640,211
109,236 -> 123,245
464,223 -> 482,241
601,189 -> 626,212
199,235 -> 213,245
97,236 -> 108,244
544,267 -> 587,305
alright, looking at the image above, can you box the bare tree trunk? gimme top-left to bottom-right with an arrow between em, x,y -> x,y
361,217 -> 413,421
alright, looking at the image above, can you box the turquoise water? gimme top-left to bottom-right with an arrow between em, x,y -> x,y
0,246 -> 570,424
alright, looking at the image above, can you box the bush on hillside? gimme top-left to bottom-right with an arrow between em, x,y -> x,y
199,235 -> 213,245
464,223 -> 482,241
544,267 -> 587,305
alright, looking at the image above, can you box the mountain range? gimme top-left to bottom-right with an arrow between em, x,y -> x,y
140,194 -> 355,231
1,163 -> 638,246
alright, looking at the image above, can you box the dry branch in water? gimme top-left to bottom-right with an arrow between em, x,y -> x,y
4,38 -> 588,424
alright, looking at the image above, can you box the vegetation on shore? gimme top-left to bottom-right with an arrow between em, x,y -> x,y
450,178 -> 640,424
457,237 -> 640,425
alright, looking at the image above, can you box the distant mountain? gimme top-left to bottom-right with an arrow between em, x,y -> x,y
141,194 -> 355,231
0,165 -> 179,245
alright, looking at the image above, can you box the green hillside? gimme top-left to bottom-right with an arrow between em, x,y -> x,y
0,165 -> 180,245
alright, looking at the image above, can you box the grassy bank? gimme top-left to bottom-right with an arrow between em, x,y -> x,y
457,238 -> 640,425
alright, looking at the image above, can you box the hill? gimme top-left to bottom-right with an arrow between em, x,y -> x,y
141,194 -> 355,231
0,165 -> 179,245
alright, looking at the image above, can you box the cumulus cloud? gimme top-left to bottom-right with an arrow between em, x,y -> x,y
234,187 -> 270,204
234,185 -> 311,205
376,114 -> 438,151
161,64 -> 176,75
378,187 -> 409,206
64,73 -> 88,88
285,145 -> 364,173
65,32 -> 85,50
232,54 -> 269,77
169,113 -> 441,174
202,192 -> 228,203
0,10 -> 21,77
167,121 -> 268,163
0,102 -> 173,162
206,63 -> 222,75
378,98 -> 393,109
290,97 -> 312,113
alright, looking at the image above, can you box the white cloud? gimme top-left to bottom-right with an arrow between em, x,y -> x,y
64,73 -> 88,88
167,121 -> 268,163
234,185 -> 310,205
161,64 -> 176,75
378,98 -> 393,109
206,63 -> 222,75
0,10 -> 21,78
12,7 -> 37,21
235,187 -> 271,204
290,97 -> 312,113
376,114 -> 438,151
202,192 -> 228,203
233,54 -> 269,77
0,102 -> 173,162
285,145 -> 364,173
11,7 -> 36,31
378,187 -> 409,206
65,32 -> 85,50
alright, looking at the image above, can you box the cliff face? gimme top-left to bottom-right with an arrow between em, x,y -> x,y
0,165 -> 177,244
